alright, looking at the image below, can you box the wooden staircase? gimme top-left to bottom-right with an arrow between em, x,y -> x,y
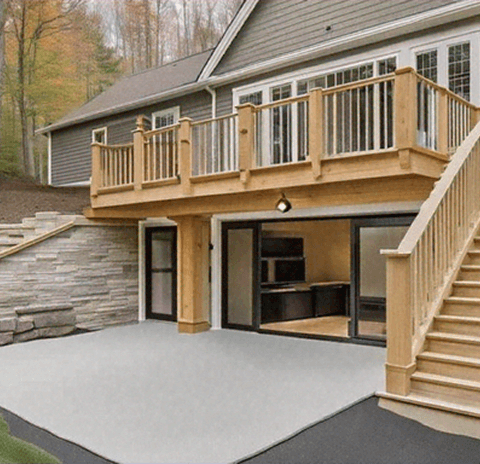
381,231 -> 480,422
412,236 -> 480,412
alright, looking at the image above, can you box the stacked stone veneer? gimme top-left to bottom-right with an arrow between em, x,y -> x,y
0,213 -> 138,345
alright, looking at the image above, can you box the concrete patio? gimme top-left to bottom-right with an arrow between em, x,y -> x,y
0,321 -> 385,463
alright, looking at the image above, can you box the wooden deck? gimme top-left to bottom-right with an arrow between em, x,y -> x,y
88,68 -> 478,219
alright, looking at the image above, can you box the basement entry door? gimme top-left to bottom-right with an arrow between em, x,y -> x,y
146,227 -> 177,321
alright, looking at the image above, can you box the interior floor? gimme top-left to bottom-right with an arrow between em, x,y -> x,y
260,316 -> 386,340
261,316 -> 350,338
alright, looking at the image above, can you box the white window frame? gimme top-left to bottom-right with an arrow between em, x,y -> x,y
152,106 -> 180,130
410,31 -> 479,103
92,127 -> 107,144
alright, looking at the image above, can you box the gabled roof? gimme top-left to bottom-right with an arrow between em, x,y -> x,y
40,49 -> 213,133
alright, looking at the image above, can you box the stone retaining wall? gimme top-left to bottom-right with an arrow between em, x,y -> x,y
0,216 -> 139,345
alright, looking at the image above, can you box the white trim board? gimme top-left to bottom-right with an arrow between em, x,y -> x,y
198,0 -> 259,80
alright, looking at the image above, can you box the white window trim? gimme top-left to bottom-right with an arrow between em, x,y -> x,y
92,127 -> 108,144
152,106 -> 180,129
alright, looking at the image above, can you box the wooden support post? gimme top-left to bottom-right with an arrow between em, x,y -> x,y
91,143 -> 102,197
237,103 -> 255,185
395,68 -> 418,169
437,88 -> 448,155
173,215 -> 211,334
472,107 -> 480,128
384,252 -> 415,396
133,115 -> 145,191
179,117 -> 193,194
309,87 -> 323,179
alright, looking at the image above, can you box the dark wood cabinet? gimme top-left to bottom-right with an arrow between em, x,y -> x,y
261,289 -> 313,323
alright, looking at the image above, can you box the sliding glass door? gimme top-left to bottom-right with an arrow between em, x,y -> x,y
222,222 -> 261,330
351,216 -> 414,340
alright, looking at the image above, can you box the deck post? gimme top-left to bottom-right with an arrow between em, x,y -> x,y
91,143 -> 102,197
395,68 -> 417,169
179,117 -> 193,194
437,88 -> 448,155
237,103 -> 255,185
384,252 -> 415,396
173,215 -> 211,334
133,115 -> 145,191
309,87 -> 323,179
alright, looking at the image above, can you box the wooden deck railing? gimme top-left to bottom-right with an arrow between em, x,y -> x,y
91,142 -> 134,191
191,114 -> 238,176
143,124 -> 179,183
383,120 -> 480,396
91,67 -> 478,196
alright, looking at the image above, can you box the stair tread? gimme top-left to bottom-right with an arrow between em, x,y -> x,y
453,281 -> 480,286
379,391 -> 480,418
412,372 -> 480,390
427,331 -> 480,344
436,314 -> 480,324
461,264 -> 480,270
445,296 -> 480,304
468,250 -> 480,255
418,351 -> 480,367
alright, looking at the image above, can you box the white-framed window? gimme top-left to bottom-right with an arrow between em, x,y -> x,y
448,42 -> 470,101
92,127 -> 107,144
413,37 -> 473,101
152,106 -> 180,129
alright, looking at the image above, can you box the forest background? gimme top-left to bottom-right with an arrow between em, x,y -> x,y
0,0 -> 242,182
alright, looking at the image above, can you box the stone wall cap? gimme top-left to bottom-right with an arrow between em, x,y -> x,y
15,303 -> 74,315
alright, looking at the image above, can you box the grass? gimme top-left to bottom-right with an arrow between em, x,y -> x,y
0,414 -> 60,464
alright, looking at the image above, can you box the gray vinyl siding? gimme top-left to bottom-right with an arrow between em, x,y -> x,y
51,91 -> 212,186
214,0 -> 463,75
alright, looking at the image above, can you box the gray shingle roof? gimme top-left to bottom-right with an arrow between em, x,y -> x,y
43,49 -> 212,133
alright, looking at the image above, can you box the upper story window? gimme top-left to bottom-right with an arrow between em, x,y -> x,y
415,40 -> 472,102
92,127 -> 107,144
416,50 -> 438,82
239,91 -> 263,105
449,42 -> 470,101
152,106 -> 180,130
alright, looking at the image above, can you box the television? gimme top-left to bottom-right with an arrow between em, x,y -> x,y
274,258 -> 306,284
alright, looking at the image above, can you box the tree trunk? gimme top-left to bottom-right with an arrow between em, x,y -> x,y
0,1 -> 6,155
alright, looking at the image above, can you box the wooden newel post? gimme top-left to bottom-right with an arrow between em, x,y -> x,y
237,103 -> 255,185
133,115 -> 145,191
384,251 -> 415,396
437,88 -> 448,155
91,143 -> 102,197
179,117 -> 193,194
309,87 -> 323,179
395,67 -> 418,169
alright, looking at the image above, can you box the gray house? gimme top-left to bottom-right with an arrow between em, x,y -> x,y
39,0 -> 480,439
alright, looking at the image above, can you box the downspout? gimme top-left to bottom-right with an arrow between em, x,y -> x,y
47,132 -> 52,185
205,85 -> 216,119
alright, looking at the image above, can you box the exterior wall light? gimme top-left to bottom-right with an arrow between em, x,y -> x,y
276,194 -> 292,213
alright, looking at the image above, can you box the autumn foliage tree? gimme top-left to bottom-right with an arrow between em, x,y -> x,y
0,0 -> 241,181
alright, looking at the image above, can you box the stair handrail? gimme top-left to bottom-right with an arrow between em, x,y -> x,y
0,221 -> 75,260
383,120 -> 480,396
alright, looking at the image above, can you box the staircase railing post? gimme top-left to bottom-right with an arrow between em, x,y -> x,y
383,252 -> 415,396
133,115 -> 145,191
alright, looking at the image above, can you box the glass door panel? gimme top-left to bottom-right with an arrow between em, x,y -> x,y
146,227 -> 177,320
222,223 -> 260,330
351,216 -> 414,341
